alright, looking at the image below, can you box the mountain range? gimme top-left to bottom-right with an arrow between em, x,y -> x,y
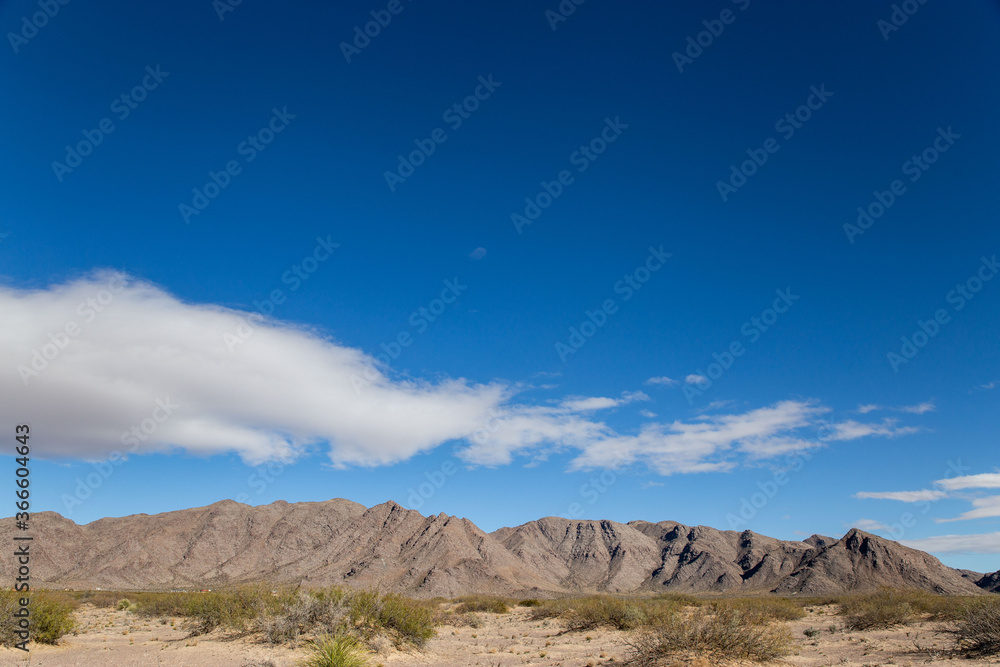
4,499 -> 997,597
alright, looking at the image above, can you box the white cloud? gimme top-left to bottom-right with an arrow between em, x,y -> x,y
639,409 -> 657,418
856,401 -> 934,415
641,481 -> 664,488
902,532 -> 1000,555
935,473 -> 1000,491
936,495 -> 1000,522
855,490 -> 947,502
559,391 -> 648,412
1,274 -> 927,478
469,247 -> 487,260
685,374 -> 708,385
645,376 -> 678,386
852,519 -> 890,532
822,419 -> 919,441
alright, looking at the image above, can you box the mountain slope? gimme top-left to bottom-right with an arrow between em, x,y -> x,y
0,500 -> 990,597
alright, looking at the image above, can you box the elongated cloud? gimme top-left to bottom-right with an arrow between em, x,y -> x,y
1,274 -> 924,473
936,473 -> 1000,491
902,532 -> 1000,554
855,490 -> 947,502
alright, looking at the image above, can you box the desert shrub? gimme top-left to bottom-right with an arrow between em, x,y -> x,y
627,606 -> 793,664
70,589 -> 122,608
518,598 -> 543,607
436,610 -> 482,628
0,591 -> 76,646
712,597 -> 806,624
564,596 -> 648,631
528,598 -> 570,621
650,592 -> 704,607
454,595 -> 510,614
298,633 -> 369,667
953,597 -> 1000,656
116,598 -> 136,611
346,590 -> 435,647
257,591 -> 345,644
839,589 -> 920,630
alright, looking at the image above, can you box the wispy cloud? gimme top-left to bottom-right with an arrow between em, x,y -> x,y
645,376 -> 679,386
936,473 -> 1000,491
856,401 -> 935,415
902,532 -> 1000,554
469,247 -> 487,260
855,490 -> 947,502
639,409 -> 657,418
823,419 -> 919,441
685,374 -> 708,385
1,274 -> 928,478
852,518 -> 890,532
936,495 -> 1000,522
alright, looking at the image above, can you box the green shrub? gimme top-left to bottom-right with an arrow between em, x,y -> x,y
518,598 -> 543,607
454,595 -> 510,614
711,597 -> 806,624
0,591 -> 76,646
838,589 -> 920,630
628,606 -> 793,664
954,597 -> 1000,656
298,633 -> 369,667
346,590 -> 435,647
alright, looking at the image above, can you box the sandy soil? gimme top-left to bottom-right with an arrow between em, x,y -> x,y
2,604 -> 1000,666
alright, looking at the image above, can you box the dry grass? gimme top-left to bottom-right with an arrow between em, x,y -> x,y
627,606 -> 793,664
453,595 -> 511,614
954,596 -> 1000,656
710,596 -> 806,624
836,588 -> 978,630
0,590 -> 77,646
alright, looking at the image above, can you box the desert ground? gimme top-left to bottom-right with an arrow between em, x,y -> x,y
2,601 -> 1000,667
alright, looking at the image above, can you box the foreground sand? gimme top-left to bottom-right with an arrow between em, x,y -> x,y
2,604 -> 1000,666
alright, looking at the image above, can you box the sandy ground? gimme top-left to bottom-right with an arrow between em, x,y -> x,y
2,604 -> 1000,666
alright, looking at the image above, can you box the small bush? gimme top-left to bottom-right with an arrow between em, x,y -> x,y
518,598 -> 543,607
116,598 -> 136,611
564,596 -> 648,631
954,597 -> 1000,657
0,591 -> 76,646
454,595 -> 510,614
298,634 -> 369,667
346,590 -> 435,647
628,606 -> 792,664
839,589 -> 919,630
712,597 -> 806,624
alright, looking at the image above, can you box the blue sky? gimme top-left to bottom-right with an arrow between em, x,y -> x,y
1,0 -> 999,572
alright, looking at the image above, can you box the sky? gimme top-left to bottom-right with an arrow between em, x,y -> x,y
1,0 -> 999,572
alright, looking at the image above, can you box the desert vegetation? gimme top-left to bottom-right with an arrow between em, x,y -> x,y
3,586 -> 1000,664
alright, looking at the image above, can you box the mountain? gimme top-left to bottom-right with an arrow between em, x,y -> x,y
0,499 -> 989,597
976,570 -> 1000,593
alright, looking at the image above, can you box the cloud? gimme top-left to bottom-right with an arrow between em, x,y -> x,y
902,532 -> 1000,555
639,409 -> 657,418
822,419 -> 919,441
641,481 -> 664,488
855,490 -> 947,502
935,473 -> 1000,491
974,381 -> 996,391
559,391 -> 648,412
645,376 -> 678,386
852,519 -> 890,532
469,247 -> 487,260
2,274 -> 927,478
936,495 -> 1000,522
685,374 -> 708,385
856,402 -> 934,415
